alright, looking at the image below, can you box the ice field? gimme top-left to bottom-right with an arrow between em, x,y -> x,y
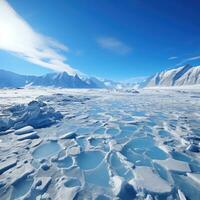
0,87 -> 200,200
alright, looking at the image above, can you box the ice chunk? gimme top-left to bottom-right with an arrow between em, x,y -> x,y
30,138 -> 42,148
17,131 -> 39,141
5,100 -> 63,129
130,166 -> 172,194
14,126 -> 34,135
0,128 -> 14,135
0,157 -> 17,175
60,131 -> 77,139
154,158 -> 191,173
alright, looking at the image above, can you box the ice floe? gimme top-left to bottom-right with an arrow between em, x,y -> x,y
0,88 -> 200,199
130,166 -> 172,194
154,158 -> 191,173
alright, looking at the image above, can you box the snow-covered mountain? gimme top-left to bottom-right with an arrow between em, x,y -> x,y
0,70 -> 32,88
29,72 -> 96,88
144,64 -> 200,87
0,69 -> 110,88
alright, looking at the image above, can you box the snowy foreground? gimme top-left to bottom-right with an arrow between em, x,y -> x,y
0,87 -> 200,200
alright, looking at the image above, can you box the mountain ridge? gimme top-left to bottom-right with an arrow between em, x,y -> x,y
1,64 -> 200,89
143,64 -> 200,87
0,69 -> 110,88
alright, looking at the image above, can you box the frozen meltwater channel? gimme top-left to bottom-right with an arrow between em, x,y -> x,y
0,88 -> 200,200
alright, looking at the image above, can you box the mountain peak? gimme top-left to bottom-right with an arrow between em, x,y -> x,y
144,65 -> 200,87
56,71 -> 70,79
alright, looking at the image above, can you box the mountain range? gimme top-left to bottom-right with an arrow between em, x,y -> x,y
0,64 -> 200,89
0,69 -> 120,89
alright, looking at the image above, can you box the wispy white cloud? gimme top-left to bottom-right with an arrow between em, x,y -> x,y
0,0 -> 77,75
184,55 -> 200,62
97,37 -> 132,54
176,55 -> 200,66
168,56 -> 178,60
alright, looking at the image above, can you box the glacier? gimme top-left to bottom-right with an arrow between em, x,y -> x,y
0,87 -> 200,200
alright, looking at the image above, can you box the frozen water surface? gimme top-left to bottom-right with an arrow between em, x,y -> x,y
77,151 -> 105,170
57,156 -> 73,168
0,87 -> 200,199
145,146 -> 169,160
85,161 -> 110,187
11,177 -> 33,199
32,141 -> 61,159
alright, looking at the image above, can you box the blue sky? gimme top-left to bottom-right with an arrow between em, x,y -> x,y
0,0 -> 200,80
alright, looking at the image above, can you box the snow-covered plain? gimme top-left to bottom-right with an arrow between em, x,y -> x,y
0,87 -> 200,200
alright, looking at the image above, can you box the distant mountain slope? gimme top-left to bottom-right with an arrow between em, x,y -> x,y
0,69 -> 29,88
144,64 -> 200,87
0,69 -> 109,88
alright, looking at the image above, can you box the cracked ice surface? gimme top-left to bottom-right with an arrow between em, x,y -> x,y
0,87 -> 200,200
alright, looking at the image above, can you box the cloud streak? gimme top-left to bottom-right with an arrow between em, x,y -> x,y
168,56 -> 178,60
184,55 -> 200,62
0,0 -> 77,75
97,37 -> 132,54
176,55 -> 200,66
